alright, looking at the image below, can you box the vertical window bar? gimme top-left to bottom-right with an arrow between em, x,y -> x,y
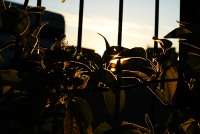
117,0 -> 124,49
23,0 -> 29,10
154,0 -> 159,56
77,0 -> 84,54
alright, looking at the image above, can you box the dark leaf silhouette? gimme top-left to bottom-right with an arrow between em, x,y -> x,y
2,6 -> 30,36
153,37 -> 172,53
113,47 -> 147,59
164,27 -> 192,39
103,90 -> 125,116
26,6 -> 46,13
98,33 -> 110,49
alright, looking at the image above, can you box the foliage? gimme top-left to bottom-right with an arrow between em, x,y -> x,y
1,0 -> 200,134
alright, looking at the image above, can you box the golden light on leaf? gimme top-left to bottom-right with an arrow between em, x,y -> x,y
110,57 -> 131,64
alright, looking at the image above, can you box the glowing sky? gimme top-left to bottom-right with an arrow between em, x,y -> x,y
8,0 -> 180,55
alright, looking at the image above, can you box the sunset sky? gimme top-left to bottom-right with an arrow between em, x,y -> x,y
9,0 -> 180,55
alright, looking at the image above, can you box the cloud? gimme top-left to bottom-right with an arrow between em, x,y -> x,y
60,12 -> 154,40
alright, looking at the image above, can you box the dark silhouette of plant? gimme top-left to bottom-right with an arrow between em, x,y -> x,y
163,21 -> 200,134
1,0 -> 198,134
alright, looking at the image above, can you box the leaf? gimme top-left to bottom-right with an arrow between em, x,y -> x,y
164,27 -> 192,39
121,121 -> 151,134
73,97 -> 93,128
145,113 -> 154,134
22,35 -> 38,58
109,57 -> 156,76
114,47 -> 147,59
83,52 -> 102,69
147,86 -> 169,105
98,33 -> 110,49
93,122 -> 112,134
77,75 -> 90,90
178,21 -> 200,36
61,0 -> 65,3
2,6 -> 30,36
183,52 -> 200,74
2,85 -> 12,94
152,37 -> 172,53
179,118 -> 196,133
0,69 -> 22,83
87,69 -> 118,91
103,90 -> 125,116
64,106 -> 80,134
102,46 -> 128,64
121,70 -> 152,82
157,60 -> 178,104
26,6 -> 46,13
66,97 -> 92,134
0,40 -> 15,52
32,21 -> 49,37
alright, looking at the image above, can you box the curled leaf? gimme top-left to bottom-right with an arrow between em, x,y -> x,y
32,21 -> 49,37
23,35 -> 38,58
98,33 -> 110,49
153,37 -> 172,53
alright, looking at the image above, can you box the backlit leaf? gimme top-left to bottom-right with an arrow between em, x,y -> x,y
23,35 -> 38,58
64,107 -> 80,134
73,97 -> 93,128
178,21 -> 200,37
152,37 -> 172,53
83,52 -> 102,69
0,69 -> 22,83
66,97 -> 92,134
121,70 -> 152,82
121,121 -> 150,134
158,60 -> 178,104
93,122 -> 112,134
164,27 -> 192,39
87,69 -> 118,90
114,47 -> 147,59
102,46 -> 127,64
179,118 -> 196,133
109,57 -> 156,77
103,90 -> 125,116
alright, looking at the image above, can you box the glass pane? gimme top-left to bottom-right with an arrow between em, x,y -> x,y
7,0 -> 180,54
